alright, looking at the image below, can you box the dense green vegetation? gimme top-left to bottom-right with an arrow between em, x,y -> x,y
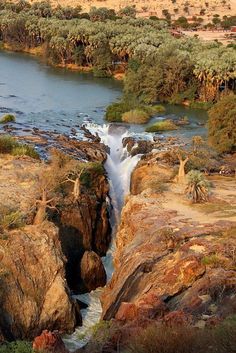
208,94 -> 236,153
0,341 -> 33,353
0,0 -> 235,104
145,119 -> 178,132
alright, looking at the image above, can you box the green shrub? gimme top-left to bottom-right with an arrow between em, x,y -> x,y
186,170 -> 211,203
0,341 -> 33,353
122,109 -> 150,124
0,135 -> 18,153
143,104 -> 165,115
80,162 -> 104,188
0,114 -> 16,124
170,85 -> 198,104
201,254 -> 224,268
105,102 -> 128,122
11,145 -> 40,160
0,210 -> 25,230
0,135 -> 39,159
145,120 -> 178,132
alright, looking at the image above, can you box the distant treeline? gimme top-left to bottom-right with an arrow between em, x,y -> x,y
0,0 -> 236,104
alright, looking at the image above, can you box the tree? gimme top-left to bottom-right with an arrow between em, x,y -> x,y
33,149 -> 79,225
177,152 -> 189,184
185,170 -> 210,203
175,16 -> 189,29
64,168 -> 85,201
33,166 -> 58,225
208,94 -> 236,153
118,6 -> 136,18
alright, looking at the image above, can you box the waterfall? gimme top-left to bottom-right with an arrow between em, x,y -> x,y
63,124 -> 141,352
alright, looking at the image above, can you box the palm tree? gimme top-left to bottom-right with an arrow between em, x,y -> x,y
185,170 -> 210,203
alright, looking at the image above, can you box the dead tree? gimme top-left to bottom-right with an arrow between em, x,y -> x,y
177,153 -> 189,184
34,189 -> 55,225
65,168 -> 85,201
33,165 -> 59,226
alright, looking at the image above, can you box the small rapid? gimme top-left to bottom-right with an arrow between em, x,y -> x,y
63,124 -> 141,351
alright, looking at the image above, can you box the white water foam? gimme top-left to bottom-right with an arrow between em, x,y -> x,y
63,123 -> 142,351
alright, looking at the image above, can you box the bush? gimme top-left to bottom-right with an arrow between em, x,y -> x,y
79,162 -> 104,188
208,94 -> 236,153
0,135 -> 18,153
11,145 -> 40,160
0,341 -> 33,353
0,209 -> 25,230
122,109 -> 150,124
105,102 -> 128,122
0,135 -> 39,159
145,120 -> 178,132
143,104 -> 165,116
202,254 -> 225,268
186,170 -> 211,203
0,114 -> 16,123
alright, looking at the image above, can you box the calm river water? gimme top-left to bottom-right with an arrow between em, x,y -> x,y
0,50 -> 208,138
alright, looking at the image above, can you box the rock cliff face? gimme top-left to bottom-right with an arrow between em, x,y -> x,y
0,141 -> 111,338
0,222 -> 77,340
102,154 -> 236,325
54,165 -> 111,292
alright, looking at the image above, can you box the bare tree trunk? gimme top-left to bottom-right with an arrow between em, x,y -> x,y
73,177 -> 81,201
33,203 -> 47,225
177,156 -> 189,184
33,189 -> 52,225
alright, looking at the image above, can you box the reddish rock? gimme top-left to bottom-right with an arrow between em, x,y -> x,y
33,330 -> 68,353
162,311 -> 192,326
136,293 -> 167,319
115,303 -> 138,321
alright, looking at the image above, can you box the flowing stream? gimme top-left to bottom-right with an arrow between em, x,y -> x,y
63,124 -> 141,351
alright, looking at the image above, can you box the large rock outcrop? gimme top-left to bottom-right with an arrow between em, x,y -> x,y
0,222 -> 77,340
102,155 -> 236,325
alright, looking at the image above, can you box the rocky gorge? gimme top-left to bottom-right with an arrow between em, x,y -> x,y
0,126 -> 235,353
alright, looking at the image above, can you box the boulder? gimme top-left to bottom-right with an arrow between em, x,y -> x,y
33,330 -> 68,353
80,251 -> 107,292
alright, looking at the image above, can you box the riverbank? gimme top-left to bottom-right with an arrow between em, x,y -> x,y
1,43 -> 125,79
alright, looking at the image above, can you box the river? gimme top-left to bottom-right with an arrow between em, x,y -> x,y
0,50 -> 208,139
